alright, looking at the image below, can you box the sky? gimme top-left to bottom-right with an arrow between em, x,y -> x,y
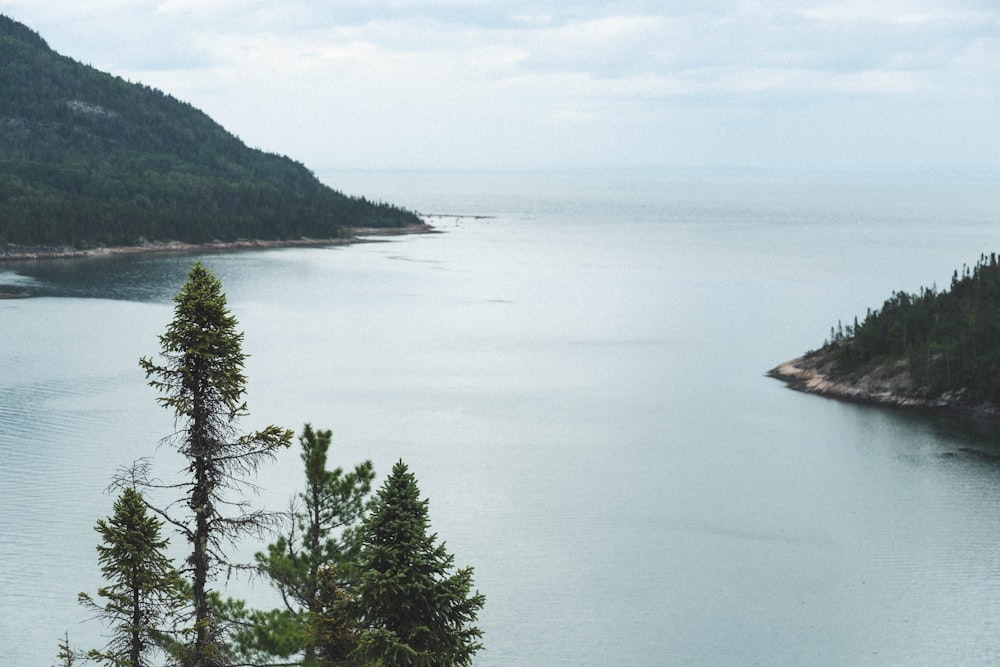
2,1 -> 999,172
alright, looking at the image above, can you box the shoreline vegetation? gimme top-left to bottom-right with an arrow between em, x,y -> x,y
0,222 -> 436,263
0,222 -> 437,299
769,252 -> 1000,422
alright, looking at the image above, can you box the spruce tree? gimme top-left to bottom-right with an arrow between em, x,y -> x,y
55,631 -> 76,667
78,487 -> 184,667
350,460 -> 485,666
137,261 -> 293,666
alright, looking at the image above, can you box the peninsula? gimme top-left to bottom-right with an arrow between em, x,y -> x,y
0,15 -> 421,255
769,253 -> 1000,420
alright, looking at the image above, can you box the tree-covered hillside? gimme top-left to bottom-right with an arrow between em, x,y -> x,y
0,15 -> 419,249
825,253 -> 1000,405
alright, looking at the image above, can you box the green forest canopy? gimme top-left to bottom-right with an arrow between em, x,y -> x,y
0,15 -> 420,249
826,253 -> 1000,405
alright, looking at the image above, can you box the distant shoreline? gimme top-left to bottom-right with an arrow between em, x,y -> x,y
0,222 -> 436,262
767,350 -> 1000,421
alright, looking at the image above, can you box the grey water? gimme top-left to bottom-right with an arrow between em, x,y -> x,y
4,168 -> 1000,665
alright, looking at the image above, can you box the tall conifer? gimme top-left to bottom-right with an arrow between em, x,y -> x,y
137,261 -> 293,665
351,460 -> 485,666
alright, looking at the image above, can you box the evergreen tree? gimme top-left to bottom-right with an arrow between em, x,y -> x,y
350,460 -> 485,666
308,566 -> 362,665
78,487 -> 184,667
233,424 -> 374,665
136,262 -> 293,666
55,631 -> 76,667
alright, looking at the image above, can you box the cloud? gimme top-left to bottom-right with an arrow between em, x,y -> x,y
2,0 -> 999,169
798,0 -> 984,25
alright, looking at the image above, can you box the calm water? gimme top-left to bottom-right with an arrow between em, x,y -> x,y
4,169 -> 1000,665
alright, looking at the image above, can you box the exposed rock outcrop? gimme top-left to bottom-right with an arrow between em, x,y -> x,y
767,348 -> 1000,420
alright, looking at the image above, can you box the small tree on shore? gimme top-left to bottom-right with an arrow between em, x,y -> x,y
350,460 -> 485,666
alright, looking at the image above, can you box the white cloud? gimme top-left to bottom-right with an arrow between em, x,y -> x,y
2,0 -> 999,169
800,2 -> 941,25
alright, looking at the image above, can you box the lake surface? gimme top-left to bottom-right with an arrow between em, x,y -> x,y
3,168 -> 1000,665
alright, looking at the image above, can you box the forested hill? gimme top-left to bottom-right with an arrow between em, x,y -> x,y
0,15 -> 420,250
772,253 -> 1000,416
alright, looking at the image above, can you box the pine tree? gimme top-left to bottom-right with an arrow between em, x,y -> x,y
78,487 -> 184,667
234,424 -> 374,665
136,261 -> 293,666
350,460 -> 485,666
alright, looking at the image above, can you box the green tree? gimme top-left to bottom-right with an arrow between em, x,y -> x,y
233,424 -> 374,665
78,487 -> 184,667
137,262 -> 293,666
55,631 -> 76,667
350,460 -> 485,667
308,566 -> 361,665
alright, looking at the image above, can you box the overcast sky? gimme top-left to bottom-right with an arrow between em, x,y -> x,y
3,1 -> 999,172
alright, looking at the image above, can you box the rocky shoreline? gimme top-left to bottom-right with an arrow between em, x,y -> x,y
0,222 -> 436,261
767,348 -> 1000,420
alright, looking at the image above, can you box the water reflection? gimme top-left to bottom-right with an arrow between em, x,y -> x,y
0,244 -> 361,304
0,247 -> 317,302
927,415 -> 1000,458
876,404 -> 1000,461
1,253 -> 196,301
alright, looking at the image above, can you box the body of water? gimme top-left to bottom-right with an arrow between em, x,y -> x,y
3,168 -> 1000,665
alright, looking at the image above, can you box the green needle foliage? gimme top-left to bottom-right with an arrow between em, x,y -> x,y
350,460 -> 485,667
78,487 -> 185,667
136,262 -> 293,666
232,424 -> 374,666
272,425 -> 375,600
56,632 -> 76,667
309,566 -> 363,665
